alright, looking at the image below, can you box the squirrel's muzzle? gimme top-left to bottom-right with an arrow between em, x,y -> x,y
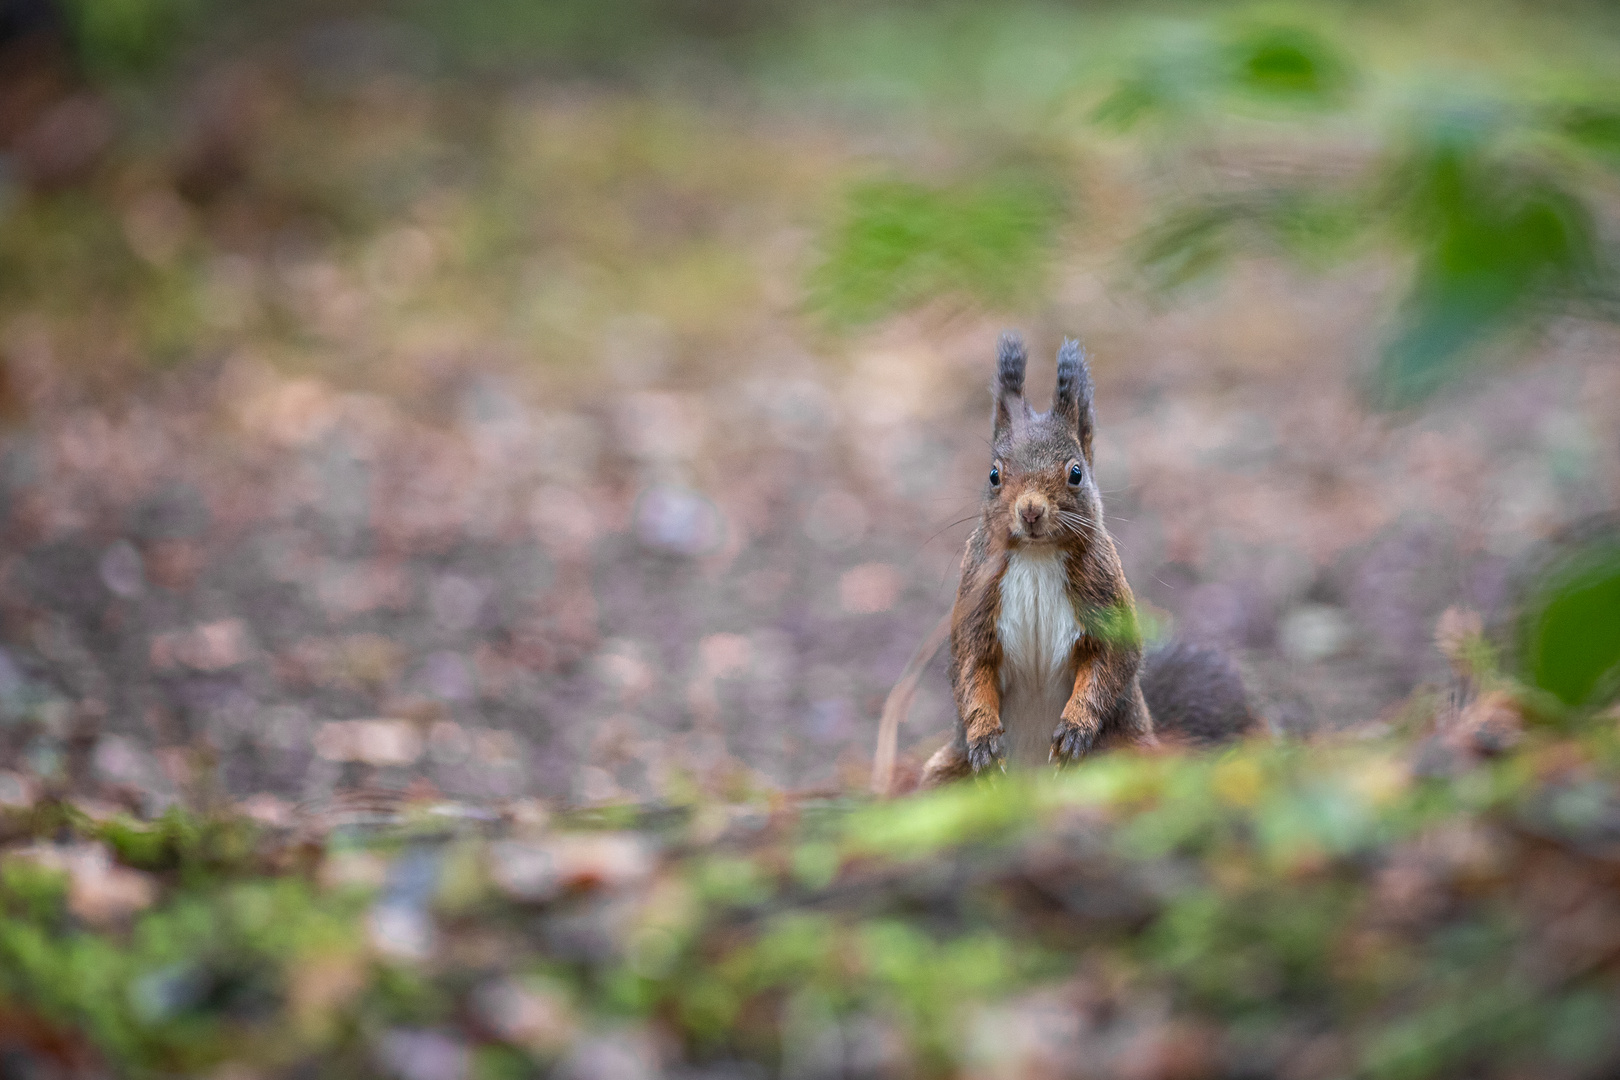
1013,492 -> 1050,537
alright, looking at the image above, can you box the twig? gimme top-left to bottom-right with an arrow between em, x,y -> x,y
870,611 -> 952,797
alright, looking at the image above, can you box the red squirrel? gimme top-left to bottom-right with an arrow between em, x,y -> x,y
872,333 -> 1254,793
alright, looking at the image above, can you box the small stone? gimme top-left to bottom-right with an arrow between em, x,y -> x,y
634,484 -> 723,556
554,1031 -> 661,1080
592,641 -> 655,703
488,834 -> 653,903
428,720 -> 471,762
473,728 -> 520,766
368,901 -> 437,963
98,540 -> 145,598
12,842 -> 156,926
94,735 -> 158,788
376,1029 -> 469,1080
472,977 -> 577,1053
74,856 -> 157,926
320,850 -> 390,891
421,651 -> 474,702
150,619 -> 251,672
238,793 -> 294,827
503,798 -> 551,833
355,719 -> 424,766
487,840 -> 560,903
0,770 -> 37,809
530,485 -> 598,556
699,633 -> 752,679
313,719 -> 423,766
69,798 -> 124,822
1278,604 -> 1353,663
430,575 -> 488,633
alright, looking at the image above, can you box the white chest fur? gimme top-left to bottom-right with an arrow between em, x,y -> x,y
995,547 -> 1082,766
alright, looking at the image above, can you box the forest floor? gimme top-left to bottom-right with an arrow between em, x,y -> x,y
1,58 -> 1615,814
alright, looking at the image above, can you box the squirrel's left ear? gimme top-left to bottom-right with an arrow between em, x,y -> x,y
1052,338 -> 1094,464
993,331 -> 1031,441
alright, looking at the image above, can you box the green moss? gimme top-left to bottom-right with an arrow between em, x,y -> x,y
0,855 -> 70,923
94,807 -> 260,881
843,773 -> 1035,857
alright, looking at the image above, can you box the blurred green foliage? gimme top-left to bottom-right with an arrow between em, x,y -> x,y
58,0 -> 209,79
0,847 -> 366,1075
12,718 -> 1620,1076
1083,16 -> 1617,408
788,7 -> 1617,405
808,174 -> 1064,325
391,0 -> 788,72
1555,102 -> 1620,163
0,855 -> 70,924
14,0 -> 1620,405
1520,536 -> 1620,707
1376,126 -> 1602,407
94,808 -> 262,879
1135,190 -> 1365,291
1095,21 -> 1352,128
1229,25 -> 1352,106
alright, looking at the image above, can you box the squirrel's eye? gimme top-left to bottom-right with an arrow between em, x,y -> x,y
989,465 -> 1001,488
1067,463 -> 1083,487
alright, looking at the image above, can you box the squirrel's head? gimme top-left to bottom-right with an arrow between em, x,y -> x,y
982,332 -> 1103,547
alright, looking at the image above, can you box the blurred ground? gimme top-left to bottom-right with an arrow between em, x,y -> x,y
0,0 -> 1616,818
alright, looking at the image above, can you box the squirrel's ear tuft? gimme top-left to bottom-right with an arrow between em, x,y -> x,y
1053,338 -> 1094,463
993,332 -> 1030,439
997,332 -> 1026,397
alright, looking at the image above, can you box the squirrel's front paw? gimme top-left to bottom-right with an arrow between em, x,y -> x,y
966,730 -> 1005,774
1050,719 -> 1097,764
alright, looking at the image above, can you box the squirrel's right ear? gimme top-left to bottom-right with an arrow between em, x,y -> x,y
993,331 -> 1030,440
1053,338 -> 1094,464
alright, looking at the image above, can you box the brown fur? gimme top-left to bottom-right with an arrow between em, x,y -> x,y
869,335 -> 1253,796
921,333 -> 1155,787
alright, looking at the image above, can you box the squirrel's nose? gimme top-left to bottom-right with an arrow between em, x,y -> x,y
1019,503 -> 1045,526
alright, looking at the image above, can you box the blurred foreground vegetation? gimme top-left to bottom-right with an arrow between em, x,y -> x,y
5,654 -> 1620,1078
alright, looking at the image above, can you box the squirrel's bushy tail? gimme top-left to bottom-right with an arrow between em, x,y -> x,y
1139,640 -> 1257,746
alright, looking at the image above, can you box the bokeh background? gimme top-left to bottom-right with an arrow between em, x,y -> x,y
1,0 -> 1618,813
4,2 -> 1620,1079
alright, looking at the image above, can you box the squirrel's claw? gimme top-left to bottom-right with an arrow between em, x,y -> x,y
1050,721 -> 1096,764
966,731 -> 1005,774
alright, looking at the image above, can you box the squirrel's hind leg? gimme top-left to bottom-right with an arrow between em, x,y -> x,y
1094,682 -> 1159,752
1124,681 -> 1158,745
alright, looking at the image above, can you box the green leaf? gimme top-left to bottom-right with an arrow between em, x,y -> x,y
808,174 -> 1065,325
60,0 -> 207,79
1554,103 -> 1620,164
1228,26 -> 1352,106
1134,202 -> 1242,292
1519,537 -> 1620,708
1374,135 -> 1601,407
1092,76 -> 1173,131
